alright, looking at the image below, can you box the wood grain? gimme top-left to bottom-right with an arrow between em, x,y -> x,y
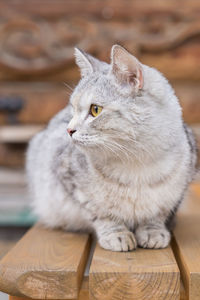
0,1 -> 200,80
90,244 -> 179,300
0,224 -> 91,299
1,0 -> 199,18
172,182 -> 200,300
8,277 -> 89,300
180,280 -> 187,300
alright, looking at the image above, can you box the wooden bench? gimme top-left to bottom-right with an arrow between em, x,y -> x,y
0,182 -> 200,300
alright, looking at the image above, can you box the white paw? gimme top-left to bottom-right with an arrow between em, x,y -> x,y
99,231 -> 137,252
136,226 -> 171,249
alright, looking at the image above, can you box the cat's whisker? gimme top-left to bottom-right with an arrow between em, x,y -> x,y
103,133 -> 136,160
66,91 -> 72,97
115,133 -> 156,163
63,82 -> 74,92
105,140 -> 132,165
94,142 -> 107,162
108,139 -> 146,167
125,136 -> 156,162
103,141 -> 125,164
109,142 -> 130,163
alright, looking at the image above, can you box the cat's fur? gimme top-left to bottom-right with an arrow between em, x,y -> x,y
26,45 -> 197,251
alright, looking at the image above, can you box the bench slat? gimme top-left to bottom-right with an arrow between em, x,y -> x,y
180,280 -> 187,300
0,224 -> 91,299
172,182 -> 200,300
9,277 -> 89,300
90,243 -> 180,300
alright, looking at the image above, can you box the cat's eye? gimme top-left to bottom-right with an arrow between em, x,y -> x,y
90,104 -> 103,117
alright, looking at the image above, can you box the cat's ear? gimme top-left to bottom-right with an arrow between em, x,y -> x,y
111,45 -> 143,93
74,48 -> 102,77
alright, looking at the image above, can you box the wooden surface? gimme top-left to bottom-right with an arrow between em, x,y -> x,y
90,244 -> 179,300
0,144 -> 26,168
172,182 -> 200,300
1,183 -> 200,299
0,224 -> 91,299
8,277 -> 89,300
180,280 -> 187,300
0,241 -> 16,260
0,125 -> 43,143
0,0 -> 200,81
0,83 -> 69,125
77,277 -> 89,300
0,168 -> 25,186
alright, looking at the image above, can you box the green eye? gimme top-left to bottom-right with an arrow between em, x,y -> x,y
90,104 -> 103,117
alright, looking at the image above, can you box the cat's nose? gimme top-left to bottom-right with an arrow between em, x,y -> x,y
67,128 -> 76,137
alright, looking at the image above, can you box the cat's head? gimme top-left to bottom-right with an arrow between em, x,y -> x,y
67,45 -> 181,163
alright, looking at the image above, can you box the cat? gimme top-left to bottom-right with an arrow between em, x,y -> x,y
26,45 -> 197,251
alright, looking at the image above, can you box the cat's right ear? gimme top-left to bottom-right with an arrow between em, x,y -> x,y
74,48 -> 102,77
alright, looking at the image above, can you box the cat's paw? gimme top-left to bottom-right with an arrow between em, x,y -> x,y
136,226 -> 170,249
98,231 -> 137,252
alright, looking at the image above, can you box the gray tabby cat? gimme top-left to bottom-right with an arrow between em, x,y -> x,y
26,45 -> 197,251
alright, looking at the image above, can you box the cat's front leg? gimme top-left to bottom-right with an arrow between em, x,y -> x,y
135,222 -> 171,249
93,218 -> 137,252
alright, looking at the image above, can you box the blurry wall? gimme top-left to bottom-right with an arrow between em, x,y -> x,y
0,0 -> 200,227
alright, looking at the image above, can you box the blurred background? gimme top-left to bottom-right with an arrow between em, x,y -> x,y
0,0 -> 200,298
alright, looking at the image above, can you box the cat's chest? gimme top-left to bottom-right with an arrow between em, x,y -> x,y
80,174 -> 140,217
76,172 -> 163,225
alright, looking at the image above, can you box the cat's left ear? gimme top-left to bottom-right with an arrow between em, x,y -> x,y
74,48 -> 103,77
111,45 -> 143,93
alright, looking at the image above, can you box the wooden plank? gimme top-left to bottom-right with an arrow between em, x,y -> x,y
9,296 -> 32,300
77,276 -> 89,300
8,277 -> 89,300
90,244 -> 179,300
0,241 -> 16,260
172,182 -> 200,300
0,125 -> 43,143
0,83 -> 69,125
0,224 -> 91,299
0,144 -> 26,168
180,280 -> 187,300
0,168 -> 26,186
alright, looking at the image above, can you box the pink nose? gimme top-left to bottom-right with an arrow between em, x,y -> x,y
67,128 -> 76,137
